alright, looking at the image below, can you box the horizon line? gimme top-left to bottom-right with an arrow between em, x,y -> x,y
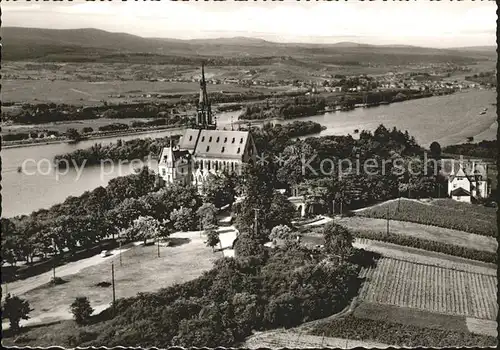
3,26 -> 496,50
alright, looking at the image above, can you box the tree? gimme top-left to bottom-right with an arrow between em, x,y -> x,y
70,296 -> 94,325
233,161 -> 295,242
429,141 -> 442,159
201,174 -> 236,208
268,193 -> 296,229
170,207 -> 196,232
3,294 -> 33,332
322,222 -> 354,259
196,203 -> 218,230
124,216 -> 162,244
277,141 -> 316,187
205,227 -> 221,252
1,219 -> 18,265
66,128 -> 81,141
269,225 -> 293,242
82,127 -> 94,134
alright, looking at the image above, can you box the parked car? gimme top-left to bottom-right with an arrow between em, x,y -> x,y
100,250 -> 112,258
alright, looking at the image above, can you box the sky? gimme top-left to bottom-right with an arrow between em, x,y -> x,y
2,0 -> 497,48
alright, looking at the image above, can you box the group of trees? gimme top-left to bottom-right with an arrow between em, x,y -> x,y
248,124 -> 444,215
239,96 -> 326,121
54,136 -> 178,166
3,130 -> 61,142
1,165 -> 243,270
442,140 -> 497,160
52,217 -> 364,347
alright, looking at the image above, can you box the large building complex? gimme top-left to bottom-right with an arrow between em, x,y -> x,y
158,65 -> 257,186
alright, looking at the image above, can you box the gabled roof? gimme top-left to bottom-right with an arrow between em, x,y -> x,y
451,187 -> 471,197
454,167 -> 467,178
195,129 -> 252,160
159,147 -> 190,167
178,129 -> 201,151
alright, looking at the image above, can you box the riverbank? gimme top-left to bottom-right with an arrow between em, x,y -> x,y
236,89 -> 458,124
1,125 -> 186,149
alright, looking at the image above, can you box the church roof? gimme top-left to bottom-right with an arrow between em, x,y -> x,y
177,128 -> 252,160
178,129 -> 201,151
193,129 -> 251,160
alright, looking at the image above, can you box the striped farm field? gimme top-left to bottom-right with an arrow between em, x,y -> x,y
359,257 -> 497,320
356,198 -> 497,237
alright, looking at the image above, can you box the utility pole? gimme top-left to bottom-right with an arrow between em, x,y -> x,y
253,208 -> 260,237
119,239 -> 122,266
386,206 -> 390,235
398,188 -> 401,212
339,200 -> 343,216
157,234 -> 160,258
111,262 -> 116,316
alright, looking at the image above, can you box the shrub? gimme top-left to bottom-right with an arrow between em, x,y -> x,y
2,294 -> 32,333
50,276 -> 66,285
310,315 -> 497,347
70,297 -> 94,325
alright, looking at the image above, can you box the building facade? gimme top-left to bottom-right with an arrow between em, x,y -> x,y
158,64 -> 257,186
447,161 -> 489,203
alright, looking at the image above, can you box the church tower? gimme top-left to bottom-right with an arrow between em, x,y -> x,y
197,63 -> 217,130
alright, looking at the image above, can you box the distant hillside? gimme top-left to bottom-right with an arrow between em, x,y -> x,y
1,27 -> 495,65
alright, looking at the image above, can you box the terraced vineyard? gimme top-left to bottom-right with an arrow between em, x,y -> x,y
357,199 -> 497,237
359,257 -> 497,320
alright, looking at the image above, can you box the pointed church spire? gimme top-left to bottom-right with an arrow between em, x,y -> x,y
196,62 -> 216,130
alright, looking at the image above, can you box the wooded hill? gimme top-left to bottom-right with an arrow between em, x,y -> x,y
2,27 -> 495,65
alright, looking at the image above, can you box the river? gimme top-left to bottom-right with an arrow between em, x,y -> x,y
2,90 -> 495,218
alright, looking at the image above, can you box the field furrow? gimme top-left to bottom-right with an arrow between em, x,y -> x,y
358,257 -> 497,321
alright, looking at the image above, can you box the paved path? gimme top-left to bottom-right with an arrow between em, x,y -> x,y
243,329 -> 391,349
2,246 -> 135,299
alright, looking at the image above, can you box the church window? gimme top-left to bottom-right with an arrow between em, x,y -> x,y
216,137 -> 220,142
221,147 -> 225,153
224,137 -> 228,143
200,161 -> 203,170
237,147 -> 241,154
240,138 -> 243,143
232,137 -> 235,143
162,168 -> 166,176
181,167 -> 184,174
189,135 -> 193,141
206,146 -> 210,152
201,136 -> 205,142
208,161 -> 211,171
209,136 -> 213,142
215,162 -> 219,171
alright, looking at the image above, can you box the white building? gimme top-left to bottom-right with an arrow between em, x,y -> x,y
447,161 -> 489,203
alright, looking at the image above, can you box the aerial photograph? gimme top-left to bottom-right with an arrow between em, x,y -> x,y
1,0 -> 497,348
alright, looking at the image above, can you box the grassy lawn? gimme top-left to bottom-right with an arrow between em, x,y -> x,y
353,302 -> 469,333
356,198 -> 497,237
6,231 -> 223,326
336,216 -> 496,253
